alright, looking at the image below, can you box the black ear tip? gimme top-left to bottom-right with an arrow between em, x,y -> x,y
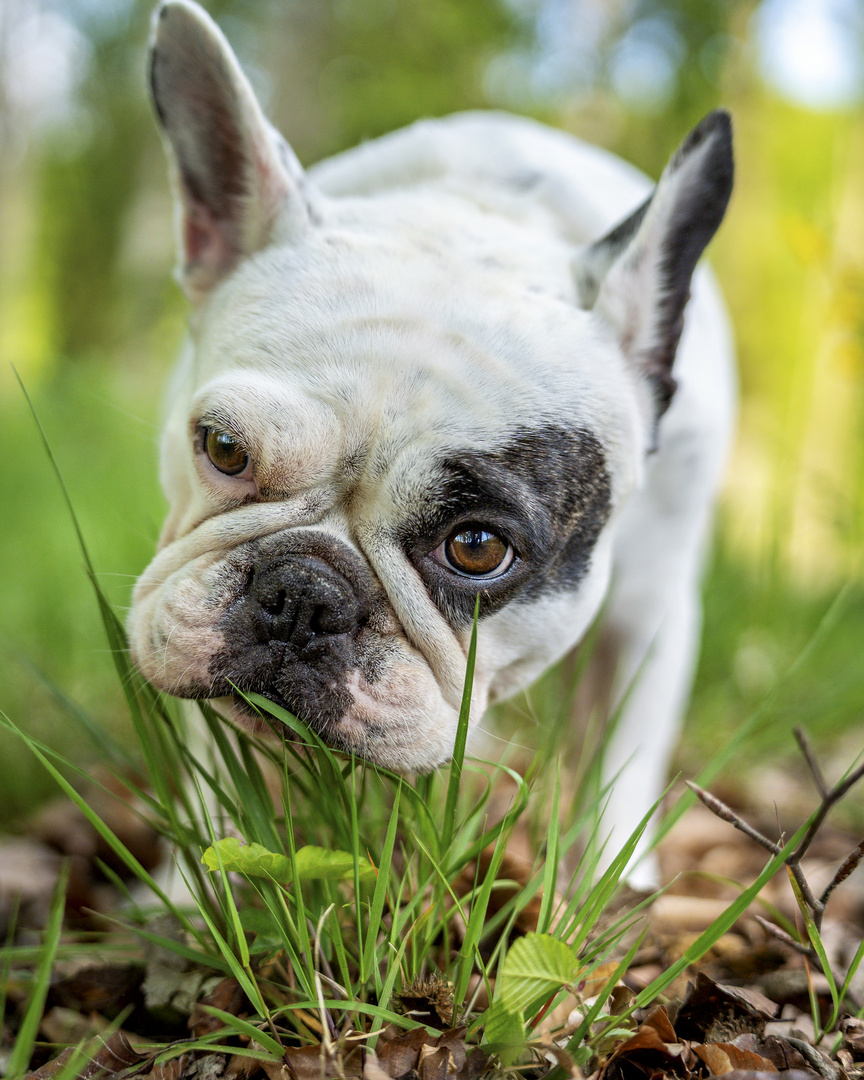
154,1 -> 183,29
153,0 -> 209,37
684,109 -> 733,159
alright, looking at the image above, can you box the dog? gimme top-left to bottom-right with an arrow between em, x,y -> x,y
129,0 -> 735,885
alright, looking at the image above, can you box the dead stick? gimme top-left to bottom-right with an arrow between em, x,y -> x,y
754,915 -> 820,963
820,840 -> 864,908
686,781 -> 781,855
794,727 -> 828,799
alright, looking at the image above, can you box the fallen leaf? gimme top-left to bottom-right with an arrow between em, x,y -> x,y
676,973 -> 778,1042
272,1042 -> 364,1080
695,1041 -> 777,1074
697,1044 -> 735,1074
375,1025 -> 429,1076
417,1043 -> 456,1080
728,1034 -> 809,1072
188,977 -> 247,1039
709,1072 -> 817,1080
841,1017 -> 864,1057
26,1030 -> 145,1079
599,1005 -> 691,1080
47,962 -> 144,1018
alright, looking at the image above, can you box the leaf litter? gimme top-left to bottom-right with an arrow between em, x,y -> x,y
2,750 -> 864,1080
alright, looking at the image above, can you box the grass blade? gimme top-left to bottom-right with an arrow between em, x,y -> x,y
5,863 -> 69,1077
441,597 -> 479,855
361,780 -> 402,991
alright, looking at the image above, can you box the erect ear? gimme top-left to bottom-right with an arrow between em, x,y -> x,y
149,0 -> 314,303
573,111 -> 733,418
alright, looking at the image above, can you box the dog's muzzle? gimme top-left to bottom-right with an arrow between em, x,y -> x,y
241,555 -> 366,656
205,538 -> 382,731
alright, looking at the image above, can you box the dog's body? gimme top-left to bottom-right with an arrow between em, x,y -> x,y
130,1 -> 734,883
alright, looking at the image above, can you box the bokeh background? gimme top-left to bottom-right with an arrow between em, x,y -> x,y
2,0 -> 863,822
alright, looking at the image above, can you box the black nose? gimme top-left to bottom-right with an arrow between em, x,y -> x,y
248,556 -> 362,653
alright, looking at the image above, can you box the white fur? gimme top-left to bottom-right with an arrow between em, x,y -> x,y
135,1 -> 735,884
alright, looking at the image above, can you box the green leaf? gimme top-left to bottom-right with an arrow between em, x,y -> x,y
482,1000 -> 530,1065
201,837 -> 375,884
496,932 -> 580,1016
481,933 -> 581,1065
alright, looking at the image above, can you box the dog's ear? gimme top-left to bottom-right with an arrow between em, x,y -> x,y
149,0 -> 313,302
573,111 -> 733,417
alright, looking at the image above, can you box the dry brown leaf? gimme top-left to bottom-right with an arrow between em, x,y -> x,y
728,1034 -> 809,1073
275,1042 -> 364,1080
26,1029 -> 145,1079
188,977 -> 247,1039
677,973 -> 779,1043
599,1005 -> 690,1080
710,1072 -> 817,1080
139,1056 -> 198,1080
38,1006 -> 108,1046
47,962 -> 144,1018
841,1017 -> 864,1058
696,1044 -> 736,1074
362,1057 -> 392,1080
375,1025 -> 429,1076
417,1043 -> 456,1080
643,1005 -> 679,1044
695,1041 -> 778,1074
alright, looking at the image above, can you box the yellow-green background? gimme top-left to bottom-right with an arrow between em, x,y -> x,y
2,0 -> 863,820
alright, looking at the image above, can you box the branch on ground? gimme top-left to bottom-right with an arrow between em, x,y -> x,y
686,727 -> 864,947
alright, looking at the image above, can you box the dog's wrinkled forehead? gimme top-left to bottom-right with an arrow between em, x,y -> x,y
185,211 -> 636,496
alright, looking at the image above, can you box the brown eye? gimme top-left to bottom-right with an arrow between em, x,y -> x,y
203,428 -> 250,476
443,526 -> 513,577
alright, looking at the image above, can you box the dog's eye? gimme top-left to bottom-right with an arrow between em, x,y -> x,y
439,526 -> 514,578
203,428 -> 250,476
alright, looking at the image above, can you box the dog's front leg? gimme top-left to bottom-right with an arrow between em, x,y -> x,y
593,583 -> 702,889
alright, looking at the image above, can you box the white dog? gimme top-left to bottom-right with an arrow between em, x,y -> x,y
129,0 -> 735,884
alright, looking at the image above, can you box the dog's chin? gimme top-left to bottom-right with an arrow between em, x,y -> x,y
202,680 -> 462,776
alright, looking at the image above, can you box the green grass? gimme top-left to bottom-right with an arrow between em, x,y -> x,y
1,614 -> 800,1076
3,587 -> 855,1076
4,370 -> 864,1075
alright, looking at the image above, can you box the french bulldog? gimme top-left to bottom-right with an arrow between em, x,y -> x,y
129,0 -> 735,883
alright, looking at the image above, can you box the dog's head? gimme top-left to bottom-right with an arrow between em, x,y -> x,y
129,0 -> 733,771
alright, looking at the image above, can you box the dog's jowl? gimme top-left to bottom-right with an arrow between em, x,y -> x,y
130,0 -> 735,883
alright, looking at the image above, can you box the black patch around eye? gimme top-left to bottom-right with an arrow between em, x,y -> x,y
399,425 -> 612,626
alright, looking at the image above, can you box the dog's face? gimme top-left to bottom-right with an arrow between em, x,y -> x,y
129,0 -> 732,772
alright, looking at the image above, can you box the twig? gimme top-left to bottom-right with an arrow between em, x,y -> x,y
753,915 -> 820,963
687,732 -> 864,935
686,781 -> 825,917
794,727 -> 828,799
791,759 -> 864,879
820,840 -> 864,908
685,782 -> 781,854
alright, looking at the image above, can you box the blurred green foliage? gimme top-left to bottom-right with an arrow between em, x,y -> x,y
2,0 -> 863,821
